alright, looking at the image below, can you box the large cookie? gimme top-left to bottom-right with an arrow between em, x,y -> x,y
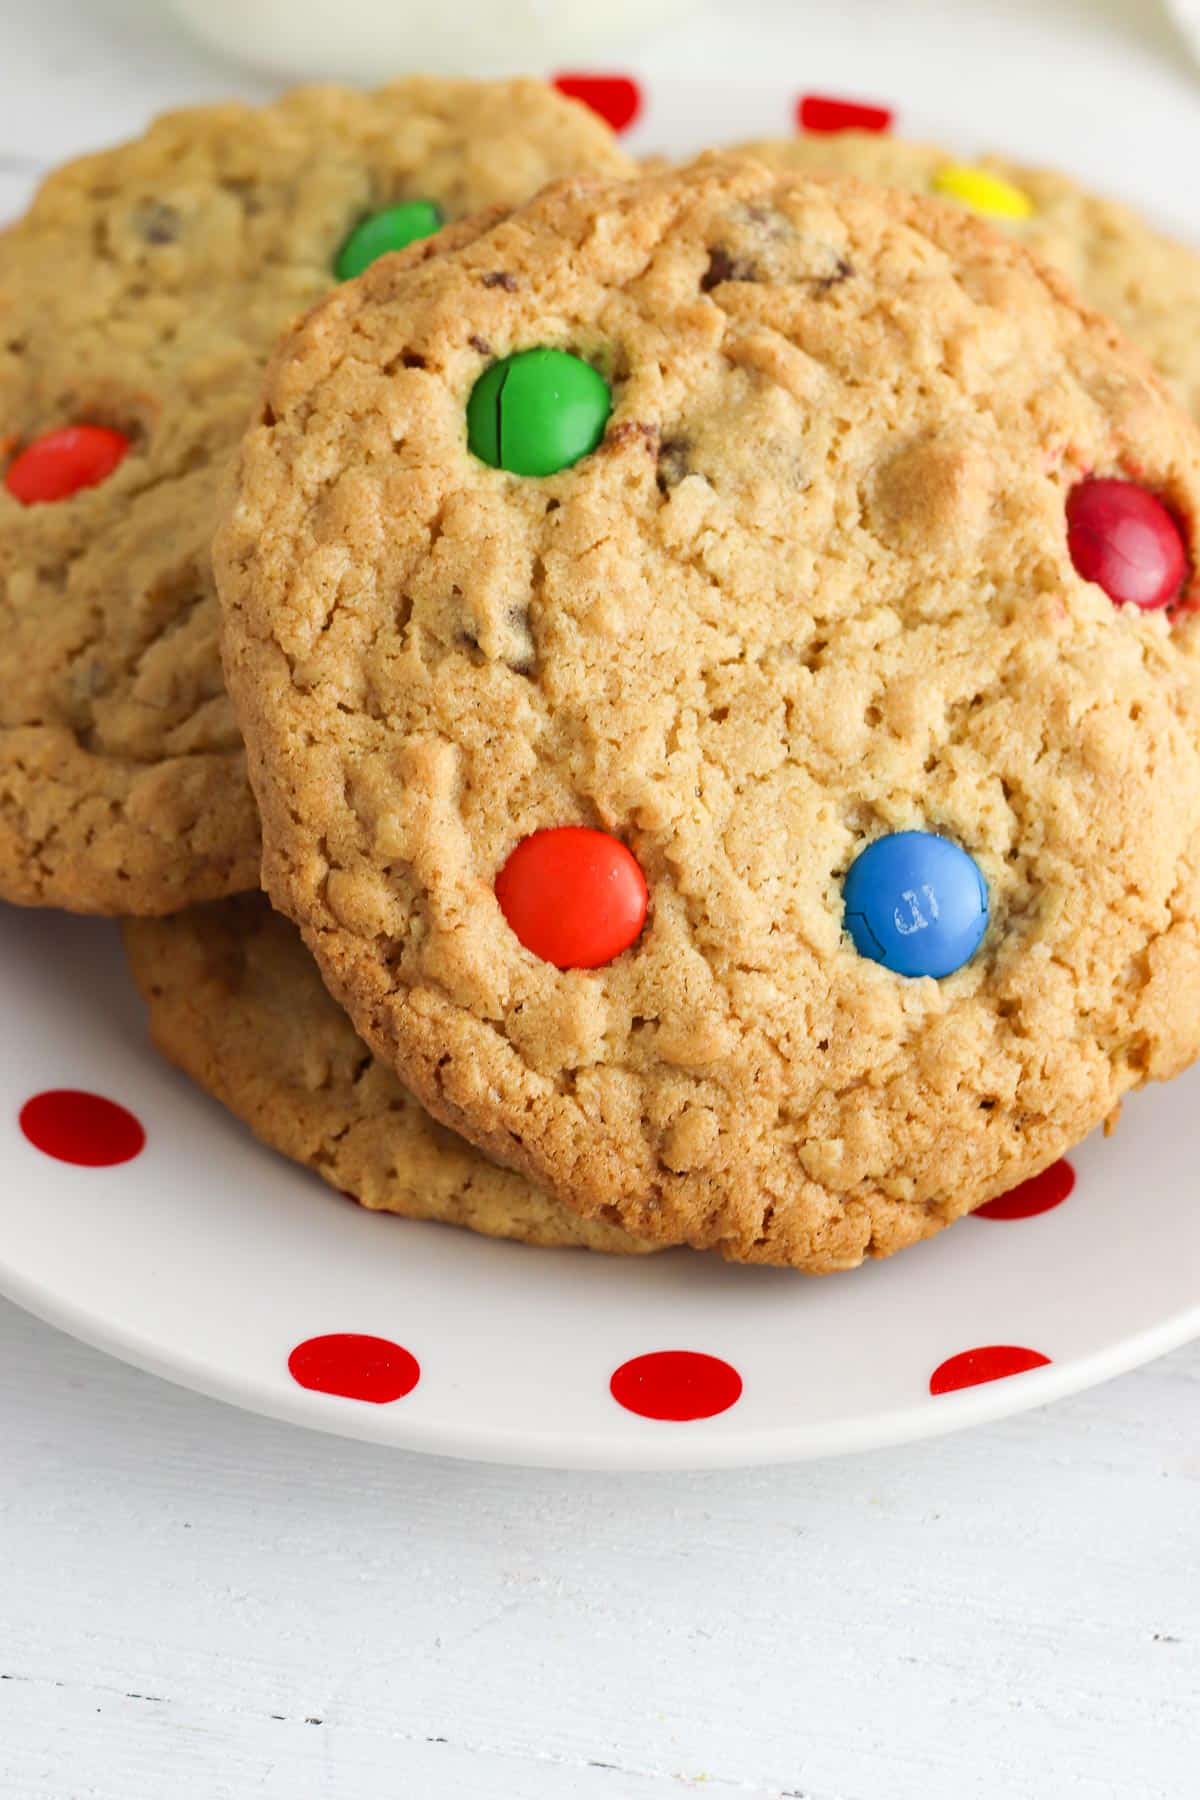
740,133 -> 1200,421
124,894 -> 655,1254
0,79 -> 633,914
218,156 -> 1200,1271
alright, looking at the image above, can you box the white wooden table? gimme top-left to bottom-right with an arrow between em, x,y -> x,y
3,1299 -> 1198,1798
1,3 -> 1198,1795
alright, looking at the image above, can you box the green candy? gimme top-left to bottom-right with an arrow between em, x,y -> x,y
467,348 -> 611,477
335,200 -> 443,281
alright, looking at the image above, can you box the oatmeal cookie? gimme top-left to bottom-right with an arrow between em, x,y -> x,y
0,78 -> 633,912
124,893 -> 655,1253
218,156 -> 1200,1269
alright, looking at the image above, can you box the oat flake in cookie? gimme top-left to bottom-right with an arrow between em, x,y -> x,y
218,156 -> 1200,1272
124,895 -> 656,1255
0,79 -> 633,914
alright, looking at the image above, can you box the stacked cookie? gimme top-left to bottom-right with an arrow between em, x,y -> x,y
7,91 -> 1200,1271
739,132 -> 1200,423
0,77 -> 634,911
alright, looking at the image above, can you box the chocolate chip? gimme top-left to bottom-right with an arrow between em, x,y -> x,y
700,248 -> 756,292
656,438 -> 691,492
504,604 -> 536,674
136,202 -> 181,245
457,605 -> 535,673
812,255 -> 853,294
401,351 -> 426,369
71,658 -> 109,701
482,272 -> 517,291
469,334 -> 493,355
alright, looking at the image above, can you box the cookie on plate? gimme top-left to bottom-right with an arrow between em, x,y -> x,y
0,78 -> 634,915
739,132 -> 1200,421
218,155 -> 1200,1271
124,894 -> 656,1254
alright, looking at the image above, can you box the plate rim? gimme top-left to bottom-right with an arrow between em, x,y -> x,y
2,1249 -> 1196,1469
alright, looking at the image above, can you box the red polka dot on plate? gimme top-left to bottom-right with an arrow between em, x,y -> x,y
929,1344 -> 1051,1396
288,1332 -> 420,1404
553,73 -> 642,134
19,1089 -> 145,1167
797,93 -> 893,134
975,1159 -> 1076,1221
610,1349 -> 742,1421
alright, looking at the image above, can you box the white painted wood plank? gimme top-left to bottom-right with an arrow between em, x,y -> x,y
1,1301 -> 1196,1800
1,1684 -> 728,1800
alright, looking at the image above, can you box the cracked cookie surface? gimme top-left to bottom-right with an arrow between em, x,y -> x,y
124,894 -> 654,1253
0,78 -> 633,913
218,156 -> 1200,1270
741,132 -> 1200,421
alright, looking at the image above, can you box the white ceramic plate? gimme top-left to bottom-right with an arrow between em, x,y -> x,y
3,900 -> 1198,1469
3,55 -> 1200,1468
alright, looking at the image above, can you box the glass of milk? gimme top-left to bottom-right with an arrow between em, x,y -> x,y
167,0 -> 692,81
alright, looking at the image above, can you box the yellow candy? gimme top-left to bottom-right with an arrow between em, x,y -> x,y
932,163 -> 1034,222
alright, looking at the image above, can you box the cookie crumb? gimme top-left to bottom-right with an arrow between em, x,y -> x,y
606,420 -> 659,455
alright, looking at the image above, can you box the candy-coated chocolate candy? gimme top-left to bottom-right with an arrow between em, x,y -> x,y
553,74 -> 642,134
467,348 -> 611,476
496,825 -> 647,969
1066,477 -> 1187,611
798,93 -> 893,135
335,200 -> 443,281
932,164 -> 1033,222
4,424 -> 130,506
844,830 -> 988,978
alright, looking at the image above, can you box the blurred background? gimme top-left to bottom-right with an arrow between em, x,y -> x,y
160,0 -> 1200,83
2,1 -> 1196,238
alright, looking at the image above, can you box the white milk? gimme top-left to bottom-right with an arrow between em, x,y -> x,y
167,0 -> 690,81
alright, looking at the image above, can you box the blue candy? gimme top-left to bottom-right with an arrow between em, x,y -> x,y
843,830 -> 988,979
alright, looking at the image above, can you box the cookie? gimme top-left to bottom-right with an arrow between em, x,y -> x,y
738,133 -> 1200,420
123,893 -> 656,1254
0,79 -> 634,914
217,155 -> 1200,1271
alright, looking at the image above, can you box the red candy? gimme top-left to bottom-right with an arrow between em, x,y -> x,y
496,825 -> 648,969
4,424 -> 130,505
797,93 -> 893,135
553,74 -> 642,134
1066,478 -> 1187,611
